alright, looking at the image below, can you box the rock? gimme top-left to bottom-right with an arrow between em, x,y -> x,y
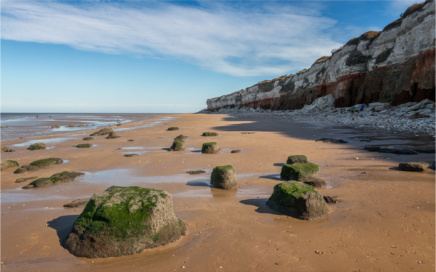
128,139 -> 135,142
201,142 -> 220,154
323,195 -> 338,204
300,94 -> 335,113
174,135 -> 188,141
15,176 -> 38,183
1,146 -> 15,152
280,163 -> 319,181
67,124 -> 78,127
286,155 -> 308,164
202,132 -> 218,136
241,132 -> 255,134
123,154 -> 138,157
51,125 -> 60,128
230,150 -> 241,153
29,158 -> 63,168
315,138 -> 348,144
186,170 -> 206,174
90,128 -> 113,136
398,161 -> 430,172
211,165 -> 237,190
64,186 -> 186,258
75,144 -> 92,148
106,132 -> 120,139
28,142 -> 46,150
266,181 -> 328,220
364,146 -> 418,155
22,171 -> 84,189
83,137 -> 94,141
167,127 -> 179,131
301,177 -> 327,187
14,165 -> 40,174
169,139 -> 185,151
1,160 -> 19,171
63,198 -> 89,208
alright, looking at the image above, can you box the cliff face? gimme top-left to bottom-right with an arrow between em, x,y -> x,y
207,0 -> 435,111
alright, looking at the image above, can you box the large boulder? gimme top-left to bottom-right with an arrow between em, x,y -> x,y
28,142 -> 46,150
280,163 -> 319,181
169,139 -> 185,151
22,171 -> 84,189
201,142 -> 220,154
266,181 -> 328,220
106,132 -> 120,139
90,128 -> 113,136
167,127 -> 179,131
286,155 -> 308,164
1,160 -> 19,171
64,186 -> 186,258
211,165 -> 237,190
398,161 -> 430,172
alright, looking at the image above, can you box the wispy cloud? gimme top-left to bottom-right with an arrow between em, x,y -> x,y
2,0 -> 345,76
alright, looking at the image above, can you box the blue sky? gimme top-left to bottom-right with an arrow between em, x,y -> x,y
1,0 -> 418,113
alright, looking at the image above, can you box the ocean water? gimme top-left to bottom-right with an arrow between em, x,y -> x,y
0,113 -> 156,141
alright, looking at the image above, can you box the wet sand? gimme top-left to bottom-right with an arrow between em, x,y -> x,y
1,114 -> 434,272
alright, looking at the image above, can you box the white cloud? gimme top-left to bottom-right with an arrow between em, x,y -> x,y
1,0 -> 344,76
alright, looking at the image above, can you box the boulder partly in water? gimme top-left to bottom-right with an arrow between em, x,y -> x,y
64,186 -> 186,258
211,165 -> 237,190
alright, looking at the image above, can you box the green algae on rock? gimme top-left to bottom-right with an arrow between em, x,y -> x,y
286,155 -> 308,164
64,186 -> 186,258
22,171 -> 84,189
75,143 -> 92,148
169,139 -> 185,151
83,136 -> 94,141
167,127 -> 179,131
266,181 -> 328,220
15,176 -> 38,183
90,128 -> 113,136
14,165 -> 40,174
174,135 -> 188,141
211,165 -> 237,190
28,142 -> 46,150
280,163 -> 319,181
1,146 -> 15,152
201,142 -> 220,154
1,160 -> 19,171
106,132 -> 120,139
30,158 -> 63,168
201,132 -> 218,136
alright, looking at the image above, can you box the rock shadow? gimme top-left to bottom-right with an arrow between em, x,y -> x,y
47,215 -> 79,246
191,150 -> 202,153
240,198 -> 283,215
259,174 -> 282,181
186,179 -> 211,187
273,163 -> 285,167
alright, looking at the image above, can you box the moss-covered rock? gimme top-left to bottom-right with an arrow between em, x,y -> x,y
76,143 -> 92,148
202,132 -> 218,136
30,158 -> 63,168
1,160 -> 19,171
83,136 -> 94,141
15,176 -> 38,183
106,132 -> 120,139
28,142 -> 46,150
1,146 -> 15,152
211,165 -> 237,190
14,164 -> 40,174
90,128 -> 113,136
398,161 -> 430,172
174,135 -> 188,141
301,177 -> 327,188
266,181 -> 328,220
286,155 -> 308,164
169,139 -> 185,151
280,163 -> 319,181
201,142 -> 220,154
64,186 -> 186,258
22,171 -> 84,189
167,127 -> 179,131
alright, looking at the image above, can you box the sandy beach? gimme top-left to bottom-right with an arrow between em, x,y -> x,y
1,113 -> 434,272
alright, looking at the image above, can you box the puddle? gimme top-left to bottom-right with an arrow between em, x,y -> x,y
12,137 -> 75,147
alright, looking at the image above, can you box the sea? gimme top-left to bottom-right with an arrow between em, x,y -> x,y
0,113 -> 158,141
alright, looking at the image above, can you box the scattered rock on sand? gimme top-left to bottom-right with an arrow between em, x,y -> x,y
398,161 -> 430,172
169,139 -> 185,151
14,165 -> 40,174
63,198 -> 89,208
174,135 -> 188,141
22,171 -> 84,189
241,132 -> 255,134
15,176 -> 38,183
167,127 -> 179,131
231,150 -> 241,153
211,165 -> 237,190
186,170 -> 206,175
128,139 -> 135,142
286,155 -> 308,164
28,142 -> 46,150
201,142 -> 220,154
364,146 -> 418,155
1,146 -> 15,152
106,132 -> 120,139
202,132 -> 218,136
280,163 -> 319,181
75,143 -> 92,148
1,160 -> 19,171
90,128 -> 113,136
83,137 -> 94,141
51,125 -> 60,128
123,154 -> 139,157
30,158 -> 63,168
266,181 -> 328,220
301,176 -> 327,187
64,186 -> 186,258
323,195 -> 338,204
315,138 -> 348,144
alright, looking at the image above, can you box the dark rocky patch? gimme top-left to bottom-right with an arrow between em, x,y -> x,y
186,170 -> 206,174
128,139 -> 135,142
315,138 -> 348,144
169,139 -> 185,151
398,161 -> 430,172
1,146 -> 15,152
364,146 -> 418,155
15,176 -> 38,183
63,198 -> 89,208
211,165 -> 237,190
241,132 -> 255,134
106,132 -> 120,139
202,132 -> 218,136
13,165 -> 40,174
30,158 -> 63,168
174,135 -> 188,141
1,160 -> 19,171
90,128 -> 113,136
286,155 -> 308,164
323,195 -> 338,204
83,137 -> 94,141
167,127 -> 179,131
123,154 -> 139,157
22,171 -> 84,189
201,142 -> 220,154
64,186 -> 186,258
75,144 -> 92,148
51,125 -> 60,128
28,142 -> 46,150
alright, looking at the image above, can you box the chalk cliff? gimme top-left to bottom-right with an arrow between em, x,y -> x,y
207,0 -> 435,111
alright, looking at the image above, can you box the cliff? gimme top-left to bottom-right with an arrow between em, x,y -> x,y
207,0 -> 435,111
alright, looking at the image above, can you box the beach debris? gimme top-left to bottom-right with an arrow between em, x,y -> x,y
64,186 -> 186,258
75,143 -> 92,148
123,154 -> 139,157
211,165 -> 237,190
301,176 -> 327,188
169,139 -> 185,151
1,160 -> 19,171
323,195 -> 338,204
174,135 -> 188,141
83,136 -> 94,141
315,138 -> 348,144
106,131 -> 120,139
15,176 -> 38,183
22,171 -> 84,189
364,146 -> 419,155
398,161 -> 430,172
186,170 -> 206,175
202,132 -> 218,136
90,128 -> 113,136
167,127 -> 179,131
63,198 -> 89,208
201,142 -> 220,154
27,142 -> 46,150
266,181 -> 329,220
280,163 -> 319,181
286,155 -> 308,164
1,146 -> 15,152
231,149 -> 241,153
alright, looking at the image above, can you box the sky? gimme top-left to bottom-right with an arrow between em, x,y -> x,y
1,0 -> 420,113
